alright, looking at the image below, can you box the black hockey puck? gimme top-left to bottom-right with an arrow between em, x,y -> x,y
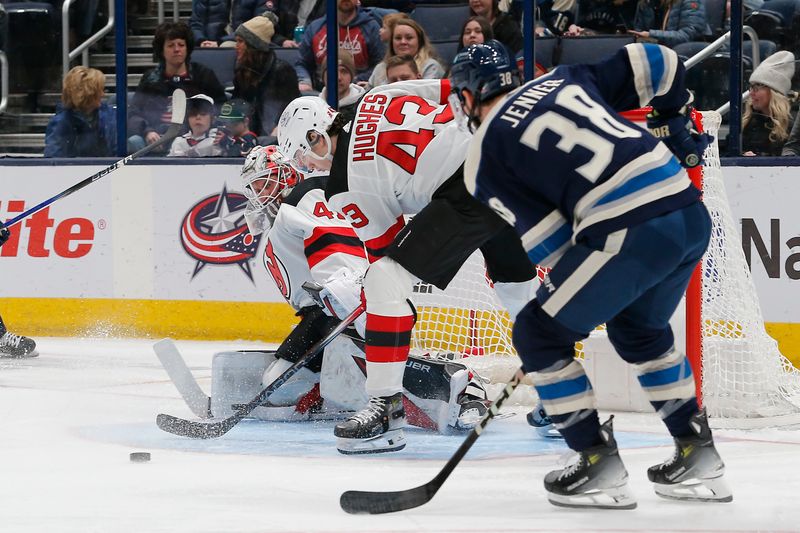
129,452 -> 151,463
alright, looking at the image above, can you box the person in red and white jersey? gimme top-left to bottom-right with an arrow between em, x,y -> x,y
231,145 -> 491,432
277,80 -> 537,454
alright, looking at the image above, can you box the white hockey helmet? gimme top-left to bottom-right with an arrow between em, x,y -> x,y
277,96 -> 340,173
241,145 -> 301,236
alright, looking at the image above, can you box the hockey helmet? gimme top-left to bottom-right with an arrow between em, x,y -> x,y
241,145 -> 301,235
277,96 -> 340,174
449,40 -> 519,129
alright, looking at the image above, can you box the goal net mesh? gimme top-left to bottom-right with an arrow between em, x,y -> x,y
408,110 -> 800,427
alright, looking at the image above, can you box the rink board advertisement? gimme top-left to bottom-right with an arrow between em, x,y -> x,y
1,162 -> 799,356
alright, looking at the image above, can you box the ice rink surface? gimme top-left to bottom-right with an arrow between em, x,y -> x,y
1,337 -> 799,533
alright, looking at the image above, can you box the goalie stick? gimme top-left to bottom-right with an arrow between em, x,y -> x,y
153,338 -> 213,419
340,367 -> 525,515
156,303 -> 366,439
0,88 -> 187,230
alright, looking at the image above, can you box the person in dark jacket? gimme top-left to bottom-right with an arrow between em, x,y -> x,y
469,0 -> 523,53
127,21 -> 227,154
232,0 -> 327,47
629,0 -> 708,47
295,0 -> 384,91
190,0 -> 232,47
45,66 -> 116,157
233,15 -> 300,138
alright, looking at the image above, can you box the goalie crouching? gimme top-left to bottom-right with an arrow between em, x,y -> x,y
208,146 -> 491,444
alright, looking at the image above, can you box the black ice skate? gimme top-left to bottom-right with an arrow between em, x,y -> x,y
0,330 -> 38,358
648,408 -> 732,503
544,416 -> 636,510
454,395 -> 490,430
334,392 -> 406,454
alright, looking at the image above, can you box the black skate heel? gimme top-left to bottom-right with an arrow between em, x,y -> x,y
648,408 -> 732,502
544,416 -> 637,510
334,392 -> 406,454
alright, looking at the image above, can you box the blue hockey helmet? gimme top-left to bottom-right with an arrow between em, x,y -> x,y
449,40 -> 520,123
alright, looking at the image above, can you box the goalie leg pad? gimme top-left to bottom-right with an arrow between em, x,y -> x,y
261,357 -> 320,407
211,350 -> 276,418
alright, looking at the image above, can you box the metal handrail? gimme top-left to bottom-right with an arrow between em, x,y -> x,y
157,0 -> 181,23
62,0 -> 116,77
0,50 -> 8,114
684,26 -> 761,70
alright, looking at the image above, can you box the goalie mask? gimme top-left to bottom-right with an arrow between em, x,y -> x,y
449,40 -> 520,131
241,145 -> 301,235
277,96 -> 340,173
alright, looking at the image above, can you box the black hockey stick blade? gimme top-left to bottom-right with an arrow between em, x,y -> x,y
1,89 -> 187,230
340,368 -> 525,514
156,304 -> 365,439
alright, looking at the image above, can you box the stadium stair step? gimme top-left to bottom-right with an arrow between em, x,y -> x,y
0,133 -> 46,150
92,53 -> 156,68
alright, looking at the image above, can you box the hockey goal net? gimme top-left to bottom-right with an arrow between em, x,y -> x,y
408,110 -> 800,428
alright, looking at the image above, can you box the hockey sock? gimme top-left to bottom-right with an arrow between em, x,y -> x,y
635,348 -> 699,438
530,359 -> 601,450
364,311 -> 415,397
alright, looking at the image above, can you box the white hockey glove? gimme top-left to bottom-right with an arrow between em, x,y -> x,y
318,267 -> 366,337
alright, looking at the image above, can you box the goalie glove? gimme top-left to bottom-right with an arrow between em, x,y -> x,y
0,227 -> 9,248
647,106 -> 712,169
317,267 -> 366,337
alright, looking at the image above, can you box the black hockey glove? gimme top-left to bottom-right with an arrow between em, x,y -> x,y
647,108 -> 712,169
0,226 -> 9,248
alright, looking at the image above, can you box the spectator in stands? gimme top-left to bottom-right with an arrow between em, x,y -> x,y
319,48 -> 365,122
469,0 -> 523,52
783,114 -> 800,156
295,0 -> 384,92
127,21 -> 226,154
214,99 -> 259,157
44,66 -> 116,158
368,18 -> 444,88
190,0 -> 232,47
168,94 -> 223,157
741,51 -> 797,156
629,0 -> 708,47
460,16 -> 494,51
232,0 -> 326,47
565,0 -> 638,35
385,54 -> 422,83
379,11 -> 407,45
233,15 -> 300,139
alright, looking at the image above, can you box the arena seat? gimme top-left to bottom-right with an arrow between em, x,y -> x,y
273,47 -> 302,68
533,37 -> 558,69
191,48 -> 236,90
432,40 -> 460,69
410,3 -> 471,42
556,35 -> 635,65
4,2 -> 60,94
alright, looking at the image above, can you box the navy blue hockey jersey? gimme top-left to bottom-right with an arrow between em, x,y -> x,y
464,43 -> 700,269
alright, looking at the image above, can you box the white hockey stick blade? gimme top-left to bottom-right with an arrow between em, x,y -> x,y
154,338 -> 212,419
170,88 -> 187,125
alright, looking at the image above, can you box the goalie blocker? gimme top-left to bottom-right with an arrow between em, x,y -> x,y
208,336 -> 490,436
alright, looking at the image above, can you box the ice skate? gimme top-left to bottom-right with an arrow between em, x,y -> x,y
0,330 -> 38,358
527,401 -> 562,438
453,395 -> 490,430
334,392 -> 406,454
648,408 -> 732,503
544,416 -> 637,510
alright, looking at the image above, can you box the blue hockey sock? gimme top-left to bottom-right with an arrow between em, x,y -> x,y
635,348 -> 699,438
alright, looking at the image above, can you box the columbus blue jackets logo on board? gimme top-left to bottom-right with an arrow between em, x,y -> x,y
180,185 -> 261,281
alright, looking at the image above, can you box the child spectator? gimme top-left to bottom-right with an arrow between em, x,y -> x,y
469,0 -> 523,52
127,21 -> 226,154
44,66 -> 116,157
319,48 -> 365,122
168,94 -> 223,157
385,54 -> 421,83
368,18 -> 444,88
214,99 -> 259,157
741,51 -> 797,156
232,15 -> 300,139
295,0 -> 385,92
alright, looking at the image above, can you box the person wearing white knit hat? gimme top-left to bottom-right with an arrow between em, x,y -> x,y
742,50 -> 797,156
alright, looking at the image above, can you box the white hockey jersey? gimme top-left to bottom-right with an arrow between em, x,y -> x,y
263,176 -> 368,311
326,79 -> 472,249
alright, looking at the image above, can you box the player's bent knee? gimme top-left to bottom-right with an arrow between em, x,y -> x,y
363,257 -> 417,313
606,319 -> 675,364
512,300 -> 584,373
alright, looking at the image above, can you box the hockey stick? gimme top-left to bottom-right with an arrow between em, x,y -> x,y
153,338 -> 213,419
340,367 -> 526,515
156,303 -> 366,439
0,89 -> 187,230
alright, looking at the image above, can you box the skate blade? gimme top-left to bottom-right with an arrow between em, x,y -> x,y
654,476 -> 733,503
337,429 -> 406,455
548,484 -> 637,510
